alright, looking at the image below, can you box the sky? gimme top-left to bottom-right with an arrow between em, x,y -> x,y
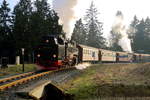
1,0 -> 150,38
74,0 -> 150,38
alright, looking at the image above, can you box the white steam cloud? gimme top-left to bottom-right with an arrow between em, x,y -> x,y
53,0 -> 79,39
75,63 -> 91,70
112,12 -> 132,53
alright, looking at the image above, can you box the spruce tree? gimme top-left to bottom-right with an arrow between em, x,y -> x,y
144,17 -> 150,53
133,19 -> 146,53
12,0 -> 32,54
71,18 -> 87,45
31,0 -> 63,40
0,0 -> 11,38
128,15 -> 139,46
47,10 -> 63,36
0,0 -> 15,63
128,16 -> 150,54
32,0 -> 50,35
84,1 -> 105,48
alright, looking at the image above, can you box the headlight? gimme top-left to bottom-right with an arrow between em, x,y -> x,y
53,54 -> 56,58
37,54 -> 40,57
46,40 -> 49,43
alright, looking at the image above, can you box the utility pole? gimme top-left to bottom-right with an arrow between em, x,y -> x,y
22,48 -> 25,72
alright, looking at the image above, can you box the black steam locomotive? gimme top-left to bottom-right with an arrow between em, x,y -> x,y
34,35 -> 78,70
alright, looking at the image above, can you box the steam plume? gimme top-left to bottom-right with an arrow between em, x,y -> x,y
53,0 -> 78,38
112,11 -> 132,53
75,63 -> 91,70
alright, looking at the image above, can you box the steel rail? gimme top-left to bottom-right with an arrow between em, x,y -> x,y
0,67 -> 75,91
0,72 -> 34,83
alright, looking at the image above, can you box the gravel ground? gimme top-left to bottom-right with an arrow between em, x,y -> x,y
0,68 -> 81,100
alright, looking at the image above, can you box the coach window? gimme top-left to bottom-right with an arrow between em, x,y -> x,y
103,53 -> 105,56
83,50 -> 85,54
109,53 -> 111,57
107,53 -> 109,56
92,52 -> 95,57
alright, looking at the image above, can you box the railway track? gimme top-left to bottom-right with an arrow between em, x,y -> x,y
0,72 -> 34,84
0,67 -> 75,92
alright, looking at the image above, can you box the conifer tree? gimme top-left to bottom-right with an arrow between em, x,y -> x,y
133,18 -> 150,53
128,15 -> 139,44
71,19 -> 87,45
84,1 -> 105,48
0,0 -> 15,63
133,19 -> 146,53
12,0 -> 32,54
143,17 -> 150,53
46,10 -> 63,36
31,0 -> 63,41
0,0 -> 11,39
128,16 -> 150,53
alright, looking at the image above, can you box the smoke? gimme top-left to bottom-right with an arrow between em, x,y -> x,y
112,11 -> 132,53
53,0 -> 79,39
75,63 -> 91,70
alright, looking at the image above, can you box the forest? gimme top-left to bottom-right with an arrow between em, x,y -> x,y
0,0 -> 150,63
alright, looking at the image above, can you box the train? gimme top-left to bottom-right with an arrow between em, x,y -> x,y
34,35 -> 150,70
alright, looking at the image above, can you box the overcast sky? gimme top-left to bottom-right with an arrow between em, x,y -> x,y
74,0 -> 150,37
1,0 -> 150,38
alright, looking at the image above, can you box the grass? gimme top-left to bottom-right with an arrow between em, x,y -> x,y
0,64 -> 37,78
60,64 -> 106,99
59,63 -> 150,100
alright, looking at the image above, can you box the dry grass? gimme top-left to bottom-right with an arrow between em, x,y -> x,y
0,64 -> 37,78
59,63 -> 150,100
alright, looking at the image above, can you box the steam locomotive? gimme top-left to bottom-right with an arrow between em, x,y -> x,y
34,35 -> 78,70
35,35 -> 150,70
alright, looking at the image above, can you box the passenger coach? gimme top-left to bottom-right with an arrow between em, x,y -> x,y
116,52 -> 132,62
99,49 -> 116,62
77,44 -> 99,63
140,54 -> 150,62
